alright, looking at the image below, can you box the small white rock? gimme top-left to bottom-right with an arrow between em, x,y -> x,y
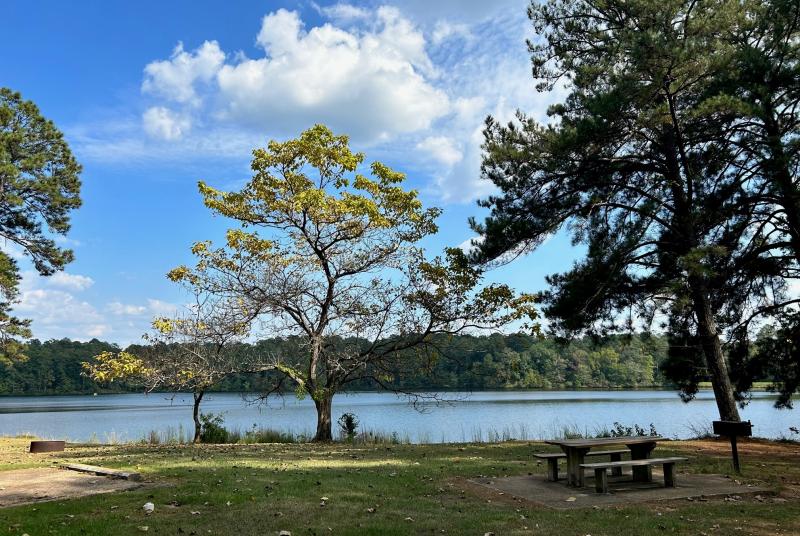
279,531 -> 291,536
142,502 -> 155,514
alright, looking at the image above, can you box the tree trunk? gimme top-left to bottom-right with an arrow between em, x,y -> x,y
192,391 -> 205,443
313,395 -> 333,442
691,286 -> 741,422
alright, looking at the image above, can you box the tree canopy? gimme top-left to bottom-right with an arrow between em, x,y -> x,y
170,125 -> 537,440
0,88 -> 82,361
470,0 -> 800,418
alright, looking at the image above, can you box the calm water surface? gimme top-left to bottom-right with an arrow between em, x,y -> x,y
1,390 -> 796,443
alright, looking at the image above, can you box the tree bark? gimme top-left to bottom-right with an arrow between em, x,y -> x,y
192,390 -> 205,443
313,395 -> 333,442
691,285 -> 741,421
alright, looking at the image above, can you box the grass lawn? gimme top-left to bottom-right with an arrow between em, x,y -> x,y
0,437 -> 797,535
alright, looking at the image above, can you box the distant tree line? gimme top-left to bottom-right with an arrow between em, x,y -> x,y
0,333 -> 677,395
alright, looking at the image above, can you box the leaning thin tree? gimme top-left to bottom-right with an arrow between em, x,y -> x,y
85,289 -> 261,442
170,125 -> 537,441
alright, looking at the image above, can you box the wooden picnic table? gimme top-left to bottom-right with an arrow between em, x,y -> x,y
545,436 -> 664,487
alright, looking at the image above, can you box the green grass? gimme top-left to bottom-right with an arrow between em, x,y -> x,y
0,437 -> 797,535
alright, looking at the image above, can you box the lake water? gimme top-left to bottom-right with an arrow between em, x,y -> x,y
1,390 -> 796,443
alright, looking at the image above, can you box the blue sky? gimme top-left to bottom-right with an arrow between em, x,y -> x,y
1,0 -> 579,344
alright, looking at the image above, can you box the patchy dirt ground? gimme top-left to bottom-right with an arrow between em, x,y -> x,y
0,467 -> 142,507
679,437 -> 800,460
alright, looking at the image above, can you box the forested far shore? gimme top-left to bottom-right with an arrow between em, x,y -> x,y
0,333 -> 681,395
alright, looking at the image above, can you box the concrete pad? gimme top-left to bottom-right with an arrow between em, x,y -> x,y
469,470 -> 769,509
0,468 -> 142,508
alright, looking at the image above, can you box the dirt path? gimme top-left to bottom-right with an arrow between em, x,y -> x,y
679,438 -> 800,461
0,468 -> 142,508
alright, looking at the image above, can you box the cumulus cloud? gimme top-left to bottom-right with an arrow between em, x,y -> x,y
77,3 -> 565,204
10,270 -> 181,344
142,40 -> 225,105
416,136 -> 463,166
216,7 -> 446,140
134,7 -> 448,144
15,276 -> 110,341
142,106 -> 191,140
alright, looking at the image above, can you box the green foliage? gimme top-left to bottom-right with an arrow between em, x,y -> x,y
0,333 -> 672,395
468,0 -> 800,419
596,422 -> 659,438
170,124 -> 537,441
198,412 -> 229,444
337,412 -> 359,441
0,88 -> 82,362
0,338 -> 121,394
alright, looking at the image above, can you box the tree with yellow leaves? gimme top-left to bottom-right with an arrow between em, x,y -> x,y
168,125 -> 538,441
84,288 -> 266,442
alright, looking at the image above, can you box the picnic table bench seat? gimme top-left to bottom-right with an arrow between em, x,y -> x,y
535,449 -> 629,481
580,456 -> 687,493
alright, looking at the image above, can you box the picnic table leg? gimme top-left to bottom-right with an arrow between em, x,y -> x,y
563,447 -> 590,487
663,462 -> 676,488
628,442 -> 656,482
609,452 -> 623,477
561,447 -> 575,486
561,447 -> 576,486
594,468 -> 609,493
546,458 -> 559,482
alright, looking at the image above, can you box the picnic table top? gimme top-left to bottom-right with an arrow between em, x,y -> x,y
544,436 -> 664,448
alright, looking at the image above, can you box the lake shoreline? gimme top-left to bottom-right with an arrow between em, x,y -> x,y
0,384 -> 772,398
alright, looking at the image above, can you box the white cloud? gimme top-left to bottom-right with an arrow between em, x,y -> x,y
142,40 -> 225,105
45,272 -> 94,291
108,302 -> 147,316
0,241 -> 27,261
75,3 -> 565,205
432,20 -> 471,44
431,123 -> 491,202
8,270 -> 183,344
142,106 -> 191,140
53,235 -> 82,247
416,136 -> 463,166
458,235 -> 484,254
317,2 -> 370,22
215,7 -> 447,141
15,285 -> 110,341
130,7 -> 449,144
384,0 -> 527,24
107,298 -> 179,318
145,298 -> 180,316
